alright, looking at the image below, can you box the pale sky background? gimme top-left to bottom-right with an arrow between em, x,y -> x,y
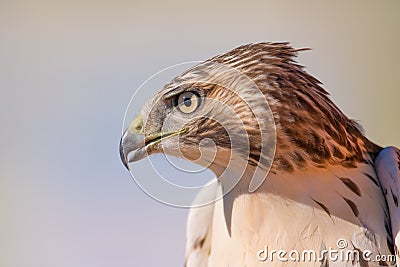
0,1 -> 399,267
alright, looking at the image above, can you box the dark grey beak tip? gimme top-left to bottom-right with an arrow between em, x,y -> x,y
120,127 -> 146,169
119,136 -> 129,170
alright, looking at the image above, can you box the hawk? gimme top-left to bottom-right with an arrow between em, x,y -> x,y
119,43 -> 400,266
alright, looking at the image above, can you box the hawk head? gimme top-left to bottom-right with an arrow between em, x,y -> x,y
120,42 -> 380,178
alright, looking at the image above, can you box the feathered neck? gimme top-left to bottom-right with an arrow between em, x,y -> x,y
208,42 -> 382,173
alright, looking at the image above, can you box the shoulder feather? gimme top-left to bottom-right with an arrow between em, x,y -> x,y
376,146 -> 400,266
184,179 -> 218,267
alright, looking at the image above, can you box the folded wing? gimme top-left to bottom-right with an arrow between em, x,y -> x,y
376,146 -> 400,266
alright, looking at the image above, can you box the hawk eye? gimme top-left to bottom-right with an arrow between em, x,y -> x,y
176,91 -> 200,114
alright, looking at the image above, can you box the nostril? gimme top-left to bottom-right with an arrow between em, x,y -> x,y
135,124 -> 143,131
130,114 -> 144,133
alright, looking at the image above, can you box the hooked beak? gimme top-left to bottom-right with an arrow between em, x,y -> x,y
119,127 -> 146,170
119,115 -> 188,170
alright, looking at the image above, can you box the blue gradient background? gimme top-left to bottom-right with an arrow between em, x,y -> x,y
0,1 -> 399,266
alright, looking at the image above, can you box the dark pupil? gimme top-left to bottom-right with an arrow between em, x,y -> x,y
183,97 -> 192,107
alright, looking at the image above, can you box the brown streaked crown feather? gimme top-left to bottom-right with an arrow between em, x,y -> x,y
159,42 -> 382,173
205,42 -> 382,172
